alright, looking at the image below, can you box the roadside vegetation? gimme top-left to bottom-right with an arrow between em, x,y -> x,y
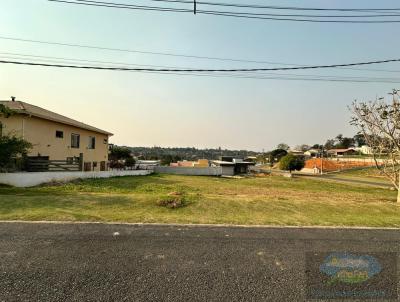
0,174 -> 398,227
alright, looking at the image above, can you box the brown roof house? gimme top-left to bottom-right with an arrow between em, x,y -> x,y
327,148 -> 357,157
0,98 -> 113,172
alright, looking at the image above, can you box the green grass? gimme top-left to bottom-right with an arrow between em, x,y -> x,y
0,174 -> 399,227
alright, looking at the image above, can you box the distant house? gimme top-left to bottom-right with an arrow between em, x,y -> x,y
327,148 -> 357,157
355,145 -> 373,155
304,149 -> 320,158
211,156 -> 255,176
0,99 -> 113,171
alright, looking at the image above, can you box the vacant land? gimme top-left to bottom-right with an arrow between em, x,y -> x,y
0,174 -> 399,227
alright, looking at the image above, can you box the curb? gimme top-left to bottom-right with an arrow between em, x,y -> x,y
0,220 -> 399,230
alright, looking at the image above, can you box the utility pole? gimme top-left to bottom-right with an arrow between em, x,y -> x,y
193,0 -> 196,14
320,145 -> 324,175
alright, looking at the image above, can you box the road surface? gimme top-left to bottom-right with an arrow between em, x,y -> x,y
296,173 -> 393,188
0,222 -> 398,301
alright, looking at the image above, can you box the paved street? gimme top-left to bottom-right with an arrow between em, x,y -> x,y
296,173 -> 393,189
0,222 -> 399,301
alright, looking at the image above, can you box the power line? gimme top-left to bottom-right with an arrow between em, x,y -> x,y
3,59 -> 400,83
2,58 -> 400,72
58,0 -> 400,18
0,35 -> 285,64
2,35 -> 400,73
48,0 -> 400,23
144,0 -> 400,12
2,51 -> 400,80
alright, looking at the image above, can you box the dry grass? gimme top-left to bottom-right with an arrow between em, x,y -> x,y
0,174 -> 398,227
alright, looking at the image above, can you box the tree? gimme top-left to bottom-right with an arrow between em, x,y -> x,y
324,139 -> 336,150
338,137 -> 355,149
335,134 -> 344,144
109,146 -> 132,161
279,153 -> 305,172
353,133 -> 366,147
0,135 -> 32,172
351,89 -> 400,202
312,144 -> 323,150
269,149 -> 288,165
276,143 -> 290,151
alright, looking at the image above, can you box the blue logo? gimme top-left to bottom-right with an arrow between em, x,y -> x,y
320,252 -> 382,284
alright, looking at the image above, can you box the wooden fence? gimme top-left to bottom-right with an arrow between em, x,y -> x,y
26,154 -> 83,172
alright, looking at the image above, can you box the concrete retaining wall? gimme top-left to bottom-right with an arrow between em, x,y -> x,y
154,166 -> 222,176
0,170 -> 152,187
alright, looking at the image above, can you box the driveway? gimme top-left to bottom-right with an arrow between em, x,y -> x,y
0,222 -> 398,301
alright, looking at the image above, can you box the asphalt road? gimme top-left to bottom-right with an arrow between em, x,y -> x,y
0,222 -> 399,301
296,173 -> 393,189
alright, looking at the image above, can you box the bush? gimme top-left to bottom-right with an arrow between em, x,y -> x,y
157,192 -> 188,209
109,161 -> 124,170
279,153 -> 305,172
125,157 -> 136,169
0,135 -> 32,172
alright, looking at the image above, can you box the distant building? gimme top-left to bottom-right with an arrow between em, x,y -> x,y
170,159 -> 209,168
211,156 -> 255,176
355,145 -> 373,155
194,159 -> 209,167
327,148 -> 357,157
304,149 -> 320,158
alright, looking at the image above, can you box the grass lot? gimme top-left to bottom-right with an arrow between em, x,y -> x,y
0,174 -> 399,227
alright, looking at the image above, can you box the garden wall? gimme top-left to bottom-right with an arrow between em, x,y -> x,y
0,170 -> 152,187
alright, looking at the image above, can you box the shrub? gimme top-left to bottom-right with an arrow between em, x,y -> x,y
0,135 -> 32,172
125,157 -> 136,169
109,161 -> 124,170
157,192 -> 188,209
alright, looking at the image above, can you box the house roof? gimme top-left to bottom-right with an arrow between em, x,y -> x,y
0,101 -> 113,136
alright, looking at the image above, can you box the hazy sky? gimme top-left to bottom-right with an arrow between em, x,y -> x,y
1,0 -> 400,151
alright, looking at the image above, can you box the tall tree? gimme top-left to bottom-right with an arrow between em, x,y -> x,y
351,89 -> 400,202
353,133 -> 366,147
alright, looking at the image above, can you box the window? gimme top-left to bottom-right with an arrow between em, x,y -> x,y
71,134 -> 80,148
88,136 -> 96,149
93,161 -> 98,168
56,130 -> 64,138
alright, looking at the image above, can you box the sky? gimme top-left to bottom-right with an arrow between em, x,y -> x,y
1,0 -> 400,151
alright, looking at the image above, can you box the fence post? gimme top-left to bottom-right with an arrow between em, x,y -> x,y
79,153 -> 84,171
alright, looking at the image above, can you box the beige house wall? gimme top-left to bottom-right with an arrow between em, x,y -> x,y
0,115 -> 110,171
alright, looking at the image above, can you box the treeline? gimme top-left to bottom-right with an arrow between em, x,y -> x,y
125,146 -> 258,165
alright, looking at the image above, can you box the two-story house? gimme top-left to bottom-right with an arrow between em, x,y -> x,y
0,99 -> 113,171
